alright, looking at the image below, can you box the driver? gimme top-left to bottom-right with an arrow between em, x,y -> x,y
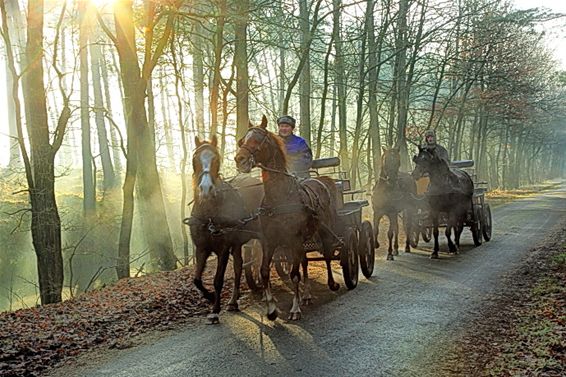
277,115 -> 313,178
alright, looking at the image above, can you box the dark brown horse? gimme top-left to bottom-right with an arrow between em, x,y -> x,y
188,136 -> 261,323
372,147 -> 417,260
412,146 -> 474,258
234,116 -> 339,321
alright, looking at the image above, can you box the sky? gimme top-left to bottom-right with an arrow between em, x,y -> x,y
513,0 -> 566,68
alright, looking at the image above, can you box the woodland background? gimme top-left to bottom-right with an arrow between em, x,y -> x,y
0,0 -> 564,312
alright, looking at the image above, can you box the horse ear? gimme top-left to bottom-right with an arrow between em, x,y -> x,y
211,135 -> 218,147
260,115 -> 268,129
195,136 -> 202,147
382,146 -> 387,153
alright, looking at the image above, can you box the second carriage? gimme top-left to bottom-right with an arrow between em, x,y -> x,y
243,157 -> 376,292
409,159 -> 493,248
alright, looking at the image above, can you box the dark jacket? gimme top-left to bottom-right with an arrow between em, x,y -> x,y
424,144 -> 450,165
282,134 -> 313,177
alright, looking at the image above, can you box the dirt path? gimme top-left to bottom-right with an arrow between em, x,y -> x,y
44,183 -> 566,377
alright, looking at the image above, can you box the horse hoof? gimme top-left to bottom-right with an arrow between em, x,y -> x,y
329,282 -> 340,291
376,241 -> 380,249
207,313 -> 220,324
405,248 -> 411,253
267,309 -> 278,321
227,303 -> 239,312
393,249 -> 399,256
386,254 -> 394,261
430,253 -> 439,259
288,312 -> 302,321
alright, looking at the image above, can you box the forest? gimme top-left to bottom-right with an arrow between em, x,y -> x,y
0,0 -> 564,312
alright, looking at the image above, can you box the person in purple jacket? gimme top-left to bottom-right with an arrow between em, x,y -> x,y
277,115 -> 313,178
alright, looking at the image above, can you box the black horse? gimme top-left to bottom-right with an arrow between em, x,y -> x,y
412,146 -> 474,259
188,136 -> 261,324
372,147 -> 417,261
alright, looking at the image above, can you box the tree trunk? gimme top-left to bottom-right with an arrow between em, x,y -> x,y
100,44 -> 123,174
210,0 -> 225,139
351,22 -> 368,188
298,0 -> 311,144
234,0 -> 249,141
367,0 -> 382,179
79,0 -> 96,217
333,0 -> 348,171
158,69 -> 176,169
315,33 -> 334,159
191,12 -> 205,138
2,0 -> 68,304
113,0 -> 177,276
90,38 -> 117,191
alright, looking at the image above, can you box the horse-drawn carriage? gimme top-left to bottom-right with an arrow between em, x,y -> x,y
409,158 -> 493,253
243,156 -> 375,292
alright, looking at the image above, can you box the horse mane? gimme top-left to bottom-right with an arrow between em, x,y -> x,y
253,126 -> 288,171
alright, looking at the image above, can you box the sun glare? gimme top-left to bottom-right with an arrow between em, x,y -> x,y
90,0 -> 115,9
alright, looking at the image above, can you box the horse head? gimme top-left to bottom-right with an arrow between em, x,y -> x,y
193,135 -> 221,199
412,146 -> 438,179
412,146 -> 452,180
381,146 -> 401,180
235,115 -> 287,173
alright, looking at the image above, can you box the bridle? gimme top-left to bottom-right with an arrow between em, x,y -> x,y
193,143 -> 220,188
238,127 -> 272,167
238,127 -> 295,177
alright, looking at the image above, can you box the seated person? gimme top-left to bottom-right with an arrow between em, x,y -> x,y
423,129 -> 450,165
277,115 -> 313,178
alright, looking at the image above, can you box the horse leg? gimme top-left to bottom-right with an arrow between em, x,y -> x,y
404,209 -> 412,253
193,247 -> 214,302
261,240 -> 278,321
289,245 -> 304,321
208,249 -> 230,324
227,244 -> 243,312
301,256 -> 312,305
393,214 -> 400,255
446,213 -> 458,254
321,233 -> 340,291
455,218 -> 464,247
374,213 -> 382,249
431,213 -> 440,259
387,214 -> 395,260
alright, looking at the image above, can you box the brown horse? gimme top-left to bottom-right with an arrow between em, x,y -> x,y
412,146 -> 473,258
188,136 -> 261,323
234,116 -> 339,321
372,147 -> 417,260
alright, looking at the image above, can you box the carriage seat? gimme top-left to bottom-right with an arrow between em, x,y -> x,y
450,160 -> 474,169
312,157 -> 340,169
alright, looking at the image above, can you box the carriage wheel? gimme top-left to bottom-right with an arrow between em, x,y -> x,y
341,228 -> 359,290
359,221 -> 375,279
421,226 -> 432,242
243,240 -> 263,293
274,248 -> 291,280
482,203 -> 492,242
471,206 -> 483,247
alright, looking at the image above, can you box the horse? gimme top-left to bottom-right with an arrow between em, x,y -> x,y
234,115 -> 339,321
412,146 -> 474,259
188,135 -> 261,324
371,147 -> 417,261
